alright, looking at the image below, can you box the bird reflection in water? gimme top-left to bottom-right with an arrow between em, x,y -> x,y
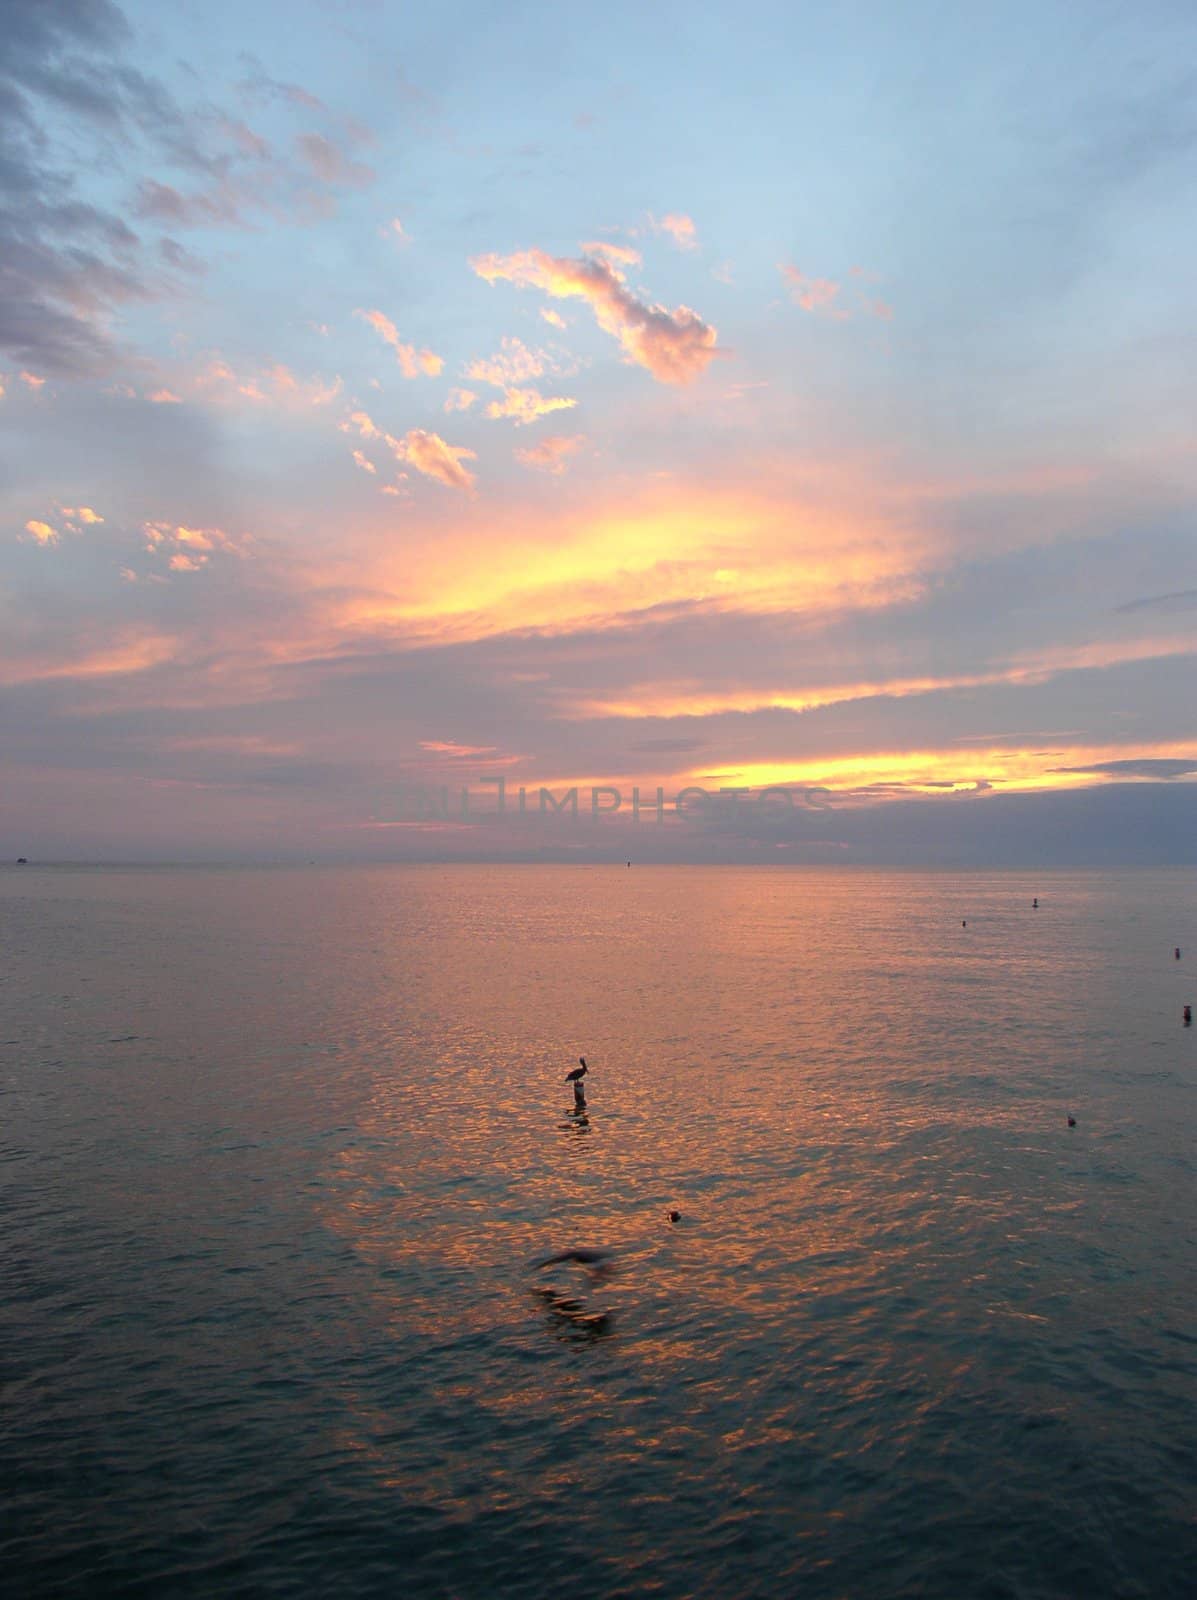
530,1247 -> 614,1339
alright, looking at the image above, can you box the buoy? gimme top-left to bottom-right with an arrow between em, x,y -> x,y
1068,1116 -> 1076,1127
668,1210 -> 681,1223
1185,1005 -> 1192,1026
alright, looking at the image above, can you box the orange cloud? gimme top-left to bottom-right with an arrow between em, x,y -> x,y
779,265 -> 846,317
444,387 -> 477,413
62,506 -> 104,525
20,371 -> 45,389
484,387 -> 577,426
142,522 -> 243,571
351,449 -> 376,474
149,388 -> 183,404
343,409 -> 382,440
540,308 -> 566,329
471,245 -> 718,384
397,430 -> 476,492
24,519 -> 57,545
649,212 -> 698,250
356,309 -> 443,377
515,434 -> 584,473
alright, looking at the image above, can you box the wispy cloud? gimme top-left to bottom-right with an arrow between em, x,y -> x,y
515,434 -> 585,473
472,243 -> 718,384
1115,588 -> 1197,615
356,310 -> 443,376
295,133 -> 375,189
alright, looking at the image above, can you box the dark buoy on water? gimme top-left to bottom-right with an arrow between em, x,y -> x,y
1185,1005 -> 1192,1026
668,1209 -> 681,1223
1176,948 -> 1182,960
1068,1115 -> 1076,1127
1032,897 -> 1038,908
962,919 -> 967,928
16,858 -> 27,865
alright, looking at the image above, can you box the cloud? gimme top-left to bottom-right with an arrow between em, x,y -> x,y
396,430 -> 476,492
1049,758 -> 1197,780
515,434 -> 585,473
383,217 -> 409,246
0,3 -> 378,376
779,265 -> 846,317
295,133 -> 375,189
356,309 -> 443,376
444,387 -> 477,412
1115,589 -> 1197,615
471,244 -> 718,385
540,308 -> 566,329
649,212 -> 698,251
485,388 -> 577,426
466,336 -> 574,424
580,240 -> 642,268
466,336 -> 545,386
62,506 -> 104,525
192,356 -> 343,409
141,520 -> 243,573
351,449 -> 376,474
148,388 -> 182,404
23,520 -> 58,545
20,371 -> 46,389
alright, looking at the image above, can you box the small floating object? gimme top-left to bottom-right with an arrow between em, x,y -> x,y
1185,1005 -> 1192,1026
1033,897 -> 1038,908
962,920 -> 967,927
1176,948 -> 1182,960
668,1210 -> 681,1223
1067,1115 -> 1076,1127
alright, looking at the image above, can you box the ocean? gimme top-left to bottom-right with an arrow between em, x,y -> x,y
2,864 -> 1194,1598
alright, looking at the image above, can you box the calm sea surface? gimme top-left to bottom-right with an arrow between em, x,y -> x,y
1,865 -> 1194,1598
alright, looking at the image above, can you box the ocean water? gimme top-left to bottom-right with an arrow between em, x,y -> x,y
1,864 -> 1194,1599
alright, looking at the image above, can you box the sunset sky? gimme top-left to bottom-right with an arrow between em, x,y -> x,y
3,0 -> 1195,862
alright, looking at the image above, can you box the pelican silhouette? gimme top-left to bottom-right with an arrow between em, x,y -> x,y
565,1057 -> 588,1083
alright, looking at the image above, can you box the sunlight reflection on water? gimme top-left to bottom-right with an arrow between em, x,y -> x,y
2,865 -> 1194,1597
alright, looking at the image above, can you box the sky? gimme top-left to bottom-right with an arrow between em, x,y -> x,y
2,0 -> 1196,864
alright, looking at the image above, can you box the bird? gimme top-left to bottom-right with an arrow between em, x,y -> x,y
565,1057 -> 588,1083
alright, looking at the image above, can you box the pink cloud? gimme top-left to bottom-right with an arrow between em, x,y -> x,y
24,519 -> 57,545
779,265 -> 846,317
296,133 -> 375,188
444,388 -> 478,413
397,430 -> 476,492
466,336 -> 545,386
351,449 -> 377,474
20,372 -> 46,390
471,245 -> 718,385
356,309 -> 443,376
515,434 -> 585,474
148,388 -> 183,404
649,212 -> 698,251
